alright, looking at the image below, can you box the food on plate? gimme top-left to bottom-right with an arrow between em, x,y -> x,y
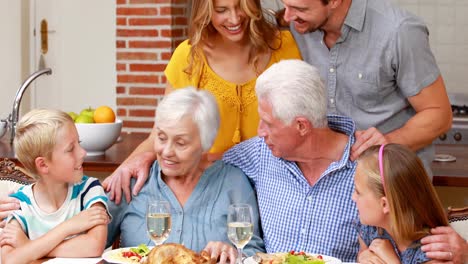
108,244 -> 151,263
256,251 -> 325,264
144,243 -> 215,264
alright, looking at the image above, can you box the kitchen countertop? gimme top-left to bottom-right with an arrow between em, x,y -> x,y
1,134 -> 467,187
432,144 -> 468,187
0,133 -> 147,172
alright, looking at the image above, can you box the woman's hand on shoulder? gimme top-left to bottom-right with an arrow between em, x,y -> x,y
203,241 -> 237,264
103,151 -> 156,204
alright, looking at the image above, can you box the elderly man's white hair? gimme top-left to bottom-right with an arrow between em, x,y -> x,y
255,59 -> 328,128
155,87 -> 220,151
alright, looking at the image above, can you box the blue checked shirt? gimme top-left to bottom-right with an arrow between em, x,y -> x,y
223,115 -> 359,262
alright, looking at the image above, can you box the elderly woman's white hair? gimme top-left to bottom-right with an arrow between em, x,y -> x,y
255,59 -> 327,128
155,87 -> 220,151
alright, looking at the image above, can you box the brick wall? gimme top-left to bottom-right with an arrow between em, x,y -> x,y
116,0 -> 189,134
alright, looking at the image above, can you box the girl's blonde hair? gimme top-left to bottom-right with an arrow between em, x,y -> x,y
13,109 -> 74,179
187,0 -> 281,77
358,144 -> 448,242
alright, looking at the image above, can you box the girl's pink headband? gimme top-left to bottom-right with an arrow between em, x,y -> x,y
378,144 -> 387,195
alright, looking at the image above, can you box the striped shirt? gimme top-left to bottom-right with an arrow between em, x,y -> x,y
8,176 -> 109,240
223,115 -> 359,262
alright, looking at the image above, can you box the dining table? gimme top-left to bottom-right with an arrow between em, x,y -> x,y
30,258 -> 107,264
30,256 -> 357,264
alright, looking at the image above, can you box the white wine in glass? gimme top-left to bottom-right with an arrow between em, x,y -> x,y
146,201 -> 172,246
227,203 -> 254,264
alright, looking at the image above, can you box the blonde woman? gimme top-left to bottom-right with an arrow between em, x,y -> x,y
105,0 -> 301,203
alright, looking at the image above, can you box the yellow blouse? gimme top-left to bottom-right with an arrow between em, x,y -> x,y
164,31 -> 302,154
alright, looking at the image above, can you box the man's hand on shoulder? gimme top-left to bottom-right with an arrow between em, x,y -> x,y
421,226 -> 468,264
103,151 -> 155,204
351,128 -> 389,161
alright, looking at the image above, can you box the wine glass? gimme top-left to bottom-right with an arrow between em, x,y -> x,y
227,203 -> 254,264
146,200 -> 172,246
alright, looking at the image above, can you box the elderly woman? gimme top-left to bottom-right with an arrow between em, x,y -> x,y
106,87 -> 264,262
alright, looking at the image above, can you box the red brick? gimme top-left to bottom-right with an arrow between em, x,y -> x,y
123,120 -> 155,129
160,28 -> 184,38
116,86 -> 126,94
117,7 -> 158,16
161,52 -> 172,60
117,74 -> 159,84
130,63 -> 166,72
174,17 -> 188,26
116,17 -> 127,26
129,40 -> 171,49
129,109 -> 156,117
130,0 -> 171,3
117,97 -> 158,106
159,7 -> 186,16
116,40 -> 126,48
129,18 -> 172,26
130,87 -> 165,95
116,63 -> 127,71
117,52 -> 157,60
117,108 -> 127,116
116,0 -> 126,5
117,29 -> 158,37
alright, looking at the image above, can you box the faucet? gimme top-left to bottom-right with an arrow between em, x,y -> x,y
9,68 -> 52,144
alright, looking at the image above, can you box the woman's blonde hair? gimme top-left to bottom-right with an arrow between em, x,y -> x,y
358,144 -> 448,242
186,0 -> 281,76
13,109 -> 74,179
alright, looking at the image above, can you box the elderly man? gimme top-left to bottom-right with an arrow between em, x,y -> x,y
223,59 -> 359,261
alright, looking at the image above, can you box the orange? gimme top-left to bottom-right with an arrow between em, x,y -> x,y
93,106 -> 116,123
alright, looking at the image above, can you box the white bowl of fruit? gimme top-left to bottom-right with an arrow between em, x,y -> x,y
69,106 -> 122,156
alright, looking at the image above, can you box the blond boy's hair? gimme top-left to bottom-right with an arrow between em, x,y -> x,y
13,109 -> 74,179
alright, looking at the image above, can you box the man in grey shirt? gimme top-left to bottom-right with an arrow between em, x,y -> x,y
281,0 -> 452,177
279,0 -> 463,262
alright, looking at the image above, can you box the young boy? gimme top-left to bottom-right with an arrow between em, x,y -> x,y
0,109 -> 110,264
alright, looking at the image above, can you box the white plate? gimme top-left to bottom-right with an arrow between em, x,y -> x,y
244,253 -> 342,264
434,153 -> 456,162
102,247 -> 153,264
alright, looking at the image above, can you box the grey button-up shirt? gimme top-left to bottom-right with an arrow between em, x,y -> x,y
291,0 -> 440,173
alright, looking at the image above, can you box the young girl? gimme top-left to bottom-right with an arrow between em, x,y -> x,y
352,144 -> 448,264
0,109 -> 110,264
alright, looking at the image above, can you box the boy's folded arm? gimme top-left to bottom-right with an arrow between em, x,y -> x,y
47,203 -> 108,257
47,222 -> 107,257
1,203 -> 108,263
1,220 -> 73,264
